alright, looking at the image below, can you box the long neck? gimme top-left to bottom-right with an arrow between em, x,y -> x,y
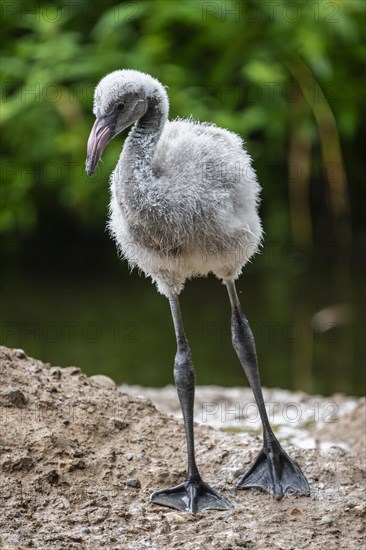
135,94 -> 167,140
120,92 -> 168,181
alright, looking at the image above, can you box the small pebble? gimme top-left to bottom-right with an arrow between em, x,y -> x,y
166,512 -> 188,523
113,419 -> 128,430
131,435 -> 144,442
127,453 -> 134,461
68,459 -> 86,471
64,366 -> 82,375
320,515 -> 333,525
70,535 -> 83,542
159,520 -> 171,534
50,367 -> 61,379
126,478 -> 141,488
46,470 -> 60,485
1,387 -> 28,408
354,504 -> 366,514
90,374 -> 116,388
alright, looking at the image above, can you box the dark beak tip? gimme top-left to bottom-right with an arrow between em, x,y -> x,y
86,154 -> 97,177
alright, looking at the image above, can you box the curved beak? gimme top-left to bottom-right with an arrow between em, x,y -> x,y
86,117 -> 115,176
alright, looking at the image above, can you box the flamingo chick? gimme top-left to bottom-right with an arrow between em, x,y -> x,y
86,69 -> 310,513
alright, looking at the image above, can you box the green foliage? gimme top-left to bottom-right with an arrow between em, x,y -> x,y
1,1 -> 365,394
1,0 -> 365,240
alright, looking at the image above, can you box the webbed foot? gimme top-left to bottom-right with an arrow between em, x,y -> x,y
150,475 -> 230,513
238,441 -> 310,499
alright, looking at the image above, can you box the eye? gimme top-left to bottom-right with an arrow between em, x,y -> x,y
116,102 -> 125,112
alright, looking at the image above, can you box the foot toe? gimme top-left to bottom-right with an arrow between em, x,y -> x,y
238,446 -> 310,498
151,480 -> 230,513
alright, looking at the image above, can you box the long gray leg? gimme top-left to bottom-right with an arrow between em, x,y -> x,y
225,279 -> 310,499
150,294 -> 230,513
169,295 -> 198,480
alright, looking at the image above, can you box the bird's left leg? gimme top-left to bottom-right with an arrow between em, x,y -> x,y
225,279 -> 310,499
150,294 -> 230,513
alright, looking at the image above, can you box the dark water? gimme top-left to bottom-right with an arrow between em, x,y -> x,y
1,244 -> 363,397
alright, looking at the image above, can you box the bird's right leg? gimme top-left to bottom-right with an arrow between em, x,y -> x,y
225,279 -> 310,499
150,294 -> 230,514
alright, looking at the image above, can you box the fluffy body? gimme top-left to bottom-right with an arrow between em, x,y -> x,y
86,72 -> 310,511
96,70 -> 262,296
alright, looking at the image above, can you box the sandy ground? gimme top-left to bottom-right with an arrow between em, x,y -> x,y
0,346 -> 365,550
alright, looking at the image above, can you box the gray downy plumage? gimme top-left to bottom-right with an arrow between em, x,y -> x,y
87,69 -> 263,296
86,70 -> 310,513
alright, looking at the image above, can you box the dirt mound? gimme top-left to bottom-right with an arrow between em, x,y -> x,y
316,398 -> 366,457
0,346 -> 365,549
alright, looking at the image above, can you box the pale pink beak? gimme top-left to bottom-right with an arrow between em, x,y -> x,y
86,118 -> 115,176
